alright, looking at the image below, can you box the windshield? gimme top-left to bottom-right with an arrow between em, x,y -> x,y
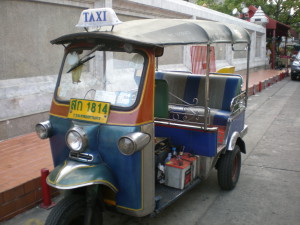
56,48 -> 146,109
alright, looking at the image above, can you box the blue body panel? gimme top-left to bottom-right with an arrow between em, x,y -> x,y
222,76 -> 240,111
226,111 -> 245,147
212,109 -> 231,126
49,115 -> 143,211
155,124 -> 217,157
49,116 -> 72,166
97,125 -> 142,210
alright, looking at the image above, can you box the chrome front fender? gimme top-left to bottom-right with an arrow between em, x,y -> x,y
227,125 -> 247,153
47,160 -> 118,192
227,131 -> 240,151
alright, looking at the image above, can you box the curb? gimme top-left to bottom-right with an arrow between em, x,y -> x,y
247,72 -> 288,97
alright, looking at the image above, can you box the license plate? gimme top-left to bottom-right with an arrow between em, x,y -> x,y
68,99 -> 110,123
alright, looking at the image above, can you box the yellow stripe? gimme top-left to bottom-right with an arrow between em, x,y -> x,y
107,120 -> 153,126
50,113 -> 67,119
50,113 -> 154,127
52,98 -> 69,107
117,205 -> 143,211
104,199 -> 116,206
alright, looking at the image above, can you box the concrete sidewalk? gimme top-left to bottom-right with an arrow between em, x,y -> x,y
0,69 -> 289,222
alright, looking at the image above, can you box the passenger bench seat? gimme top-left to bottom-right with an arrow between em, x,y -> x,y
155,71 -> 243,126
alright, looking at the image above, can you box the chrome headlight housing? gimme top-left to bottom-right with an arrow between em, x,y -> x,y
35,121 -> 52,139
118,132 -> 150,155
66,126 -> 88,152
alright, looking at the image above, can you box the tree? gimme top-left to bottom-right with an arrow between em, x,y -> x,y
197,0 -> 300,32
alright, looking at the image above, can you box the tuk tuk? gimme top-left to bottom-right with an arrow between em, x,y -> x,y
35,8 -> 250,225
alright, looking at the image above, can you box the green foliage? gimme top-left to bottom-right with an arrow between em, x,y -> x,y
197,0 -> 300,32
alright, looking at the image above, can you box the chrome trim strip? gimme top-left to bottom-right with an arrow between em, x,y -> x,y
69,152 -> 94,162
228,132 -> 240,151
47,178 -> 118,192
47,160 -> 118,192
240,125 -> 248,138
35,120 -> 52,139
118,132 -> 151,155
230,91 -> 246,113
168,104 -> 211,124
154,118 -> 217,132
55,160 -> 90,183
65,125 -> 88,152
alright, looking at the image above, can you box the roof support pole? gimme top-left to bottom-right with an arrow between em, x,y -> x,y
245,44 -> 251,107
204,45 -> 211,130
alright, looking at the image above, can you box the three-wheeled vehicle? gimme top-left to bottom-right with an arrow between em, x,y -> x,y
36,8 -> 251,225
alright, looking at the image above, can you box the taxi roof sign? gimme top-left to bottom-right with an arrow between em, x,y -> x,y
76,8 -> 122,29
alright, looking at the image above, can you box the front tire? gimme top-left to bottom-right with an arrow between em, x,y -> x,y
217,145 -> 241,190
45,195 -> 102,225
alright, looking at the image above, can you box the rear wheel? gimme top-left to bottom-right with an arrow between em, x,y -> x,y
217,145 -> 241,190
45,195 -> 102,225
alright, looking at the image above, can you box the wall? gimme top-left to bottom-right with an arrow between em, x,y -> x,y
0,0 -> 85,80
0,0 -> 87,140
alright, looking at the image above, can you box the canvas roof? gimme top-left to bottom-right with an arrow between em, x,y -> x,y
51,19 -> 251,47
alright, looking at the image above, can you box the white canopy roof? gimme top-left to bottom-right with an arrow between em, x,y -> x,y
51,19 -> 251,47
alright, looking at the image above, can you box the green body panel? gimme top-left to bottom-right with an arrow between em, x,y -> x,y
47,160 -> 118,192
154,79 -> 169,118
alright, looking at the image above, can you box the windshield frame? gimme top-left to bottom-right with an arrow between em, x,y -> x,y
54,43 -> 149,112
296,51 -> 300,61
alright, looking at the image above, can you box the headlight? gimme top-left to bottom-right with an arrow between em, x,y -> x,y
66,127 -> 88,152
118,132 -> 150,155
35,121 -> 52,139
292,60 -> 300,66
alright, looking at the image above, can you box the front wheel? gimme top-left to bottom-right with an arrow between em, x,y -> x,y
45,195 -> 103,225
217,145 -> 241,190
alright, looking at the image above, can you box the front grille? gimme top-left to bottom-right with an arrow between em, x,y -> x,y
69,152 -> 93,162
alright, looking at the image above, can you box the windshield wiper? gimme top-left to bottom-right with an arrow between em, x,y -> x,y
67,44 -> 103,73
67,55 -> 95,73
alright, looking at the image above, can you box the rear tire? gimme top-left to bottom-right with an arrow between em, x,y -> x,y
217,145 -> 241,190
45,195 -> 102,225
